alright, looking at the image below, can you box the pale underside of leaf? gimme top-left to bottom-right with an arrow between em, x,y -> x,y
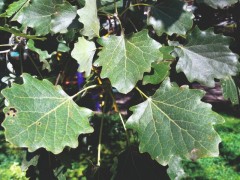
77,0 -> 100,39
175,27 -> 239,87
220,76 -> 239,105
94,29 -> 162,94
1,74 -> 93,154
196,0 -> 238,9
71,37 -> 96,76
126,79 -> 224,165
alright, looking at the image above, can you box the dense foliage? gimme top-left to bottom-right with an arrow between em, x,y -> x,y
0,0 -> 240,179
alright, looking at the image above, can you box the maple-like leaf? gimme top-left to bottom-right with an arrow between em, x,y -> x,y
146,0 -> 193,36
126,79 -> 224,165
71,37 -> 96,77
174,26 -> 239,87
220,76 -> 239,105
94,29 -> 162,94
196,0 -> 238,9
77,0 -> 100,39
1,74 -> 94,154
16,0 -> 77,35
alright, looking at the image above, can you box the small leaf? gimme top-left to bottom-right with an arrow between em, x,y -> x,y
1,74 -> 94,154
94,29 -> 162,94
0,0 -> 28,18
147,0 -> 194,36
167,156 -> 186,180
71,37 -> 96,76
17,0 -> 77,35
126,79 -> 224,165
220,76 -> 239,105
196,0 -> 238,9
143,62 -> 171,85
27,39 -> 51,71
77,0 -> 100,39
174,26 -> 239,87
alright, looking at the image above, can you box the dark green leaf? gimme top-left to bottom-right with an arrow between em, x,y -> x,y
94,29 -> 162,94
196,0 -> 238,9
220,76 -> 239,105
77,0 -> 100,39
143,62 -> 171,85
27,39 -> 51,71
174,26 -> 239,87
17,0 -> 77,35
147,0 -> 193,36
126,79 -> 224,165
1,74 -> 94,154
71,37 -> 96,76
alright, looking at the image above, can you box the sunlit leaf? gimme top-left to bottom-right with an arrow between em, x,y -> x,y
16,0 -> 77,35
71,37 -> 96,76
1,74 -> 94,154
94,29 -> 162,94
77,0 -> 100,39
126,79 -> 224,165
146,0 -> 193,36
174,26 -> 239,87
220,76 -> 239,105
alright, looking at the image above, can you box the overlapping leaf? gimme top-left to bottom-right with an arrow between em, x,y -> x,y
146,0 -> 193,36
1,74 -> 94,154
27,39 -> 51,71
196,0 -> 238,9
94,30 -> 162,94
71,37 -> 96,76
0,0 -> 28,18
174,26 -> 239,87
77,0 -> 100,39
220,76 -> 239,105
126,79 -> 224,165
16,0 -> 77,35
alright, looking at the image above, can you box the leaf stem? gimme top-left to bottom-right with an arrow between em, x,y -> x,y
97,115 -> 104,166
71,85 -> 97,99
118,112 -> 129,146
135,87 -> 149,99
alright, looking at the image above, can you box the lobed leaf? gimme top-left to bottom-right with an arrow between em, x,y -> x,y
16,0 -> 77,35
77,0 -> 100,39
126,79 -> 224,165
1,74 -> 94,154
71,37 -> 96,76
146,0 -> 194,36
220,76 -> 239,105
94,29 -> 162,94
174,26 -> 239,87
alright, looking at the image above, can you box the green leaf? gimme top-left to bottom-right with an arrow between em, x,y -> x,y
126,79 -> 224,165
196,0 -> 238,9
147,0 -> 193,36
0,25 -> 46,41
174,26 -> 239,87
1,74 -> 94,154
0,0 -> 28,18
71,37 -> 96,76
27,39 -> 51,71
167,156 -> 186,180
97,0 -> 122,12
143,62 -> 171,85
0,1 -> 4,13
77,0 -> 100,39
220,76 -> 239,105
94,30 -> 162,94
17,0 -> 77,35
160,46 -> 175,60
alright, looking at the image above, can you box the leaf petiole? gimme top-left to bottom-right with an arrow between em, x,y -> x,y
135,86 -> 149,99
